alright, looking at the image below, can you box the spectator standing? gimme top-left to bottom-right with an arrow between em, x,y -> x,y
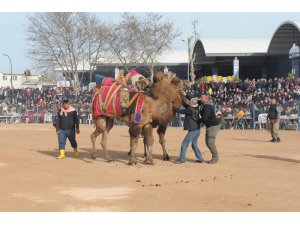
267,98 -> 281,142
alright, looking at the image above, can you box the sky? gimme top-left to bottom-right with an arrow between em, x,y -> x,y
0,12 -> 300,74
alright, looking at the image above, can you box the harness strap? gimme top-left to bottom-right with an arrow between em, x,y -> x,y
103,82 -> 117,110
98,88 -> 103,113
128,92 -> 140,107
112,93 -> 117,116
104,85 -> 122,113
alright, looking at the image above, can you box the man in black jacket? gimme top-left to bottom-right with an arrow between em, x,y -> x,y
267,98 -> 281,142
56,99 -> 80,159
172,98 -> 204,164
199,94 -> 221,164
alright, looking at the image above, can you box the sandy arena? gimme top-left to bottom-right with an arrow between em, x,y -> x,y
0,124 -> 299,212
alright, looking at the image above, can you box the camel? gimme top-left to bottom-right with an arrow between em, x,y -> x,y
128,72 -> 190,161
90,71 -> 186,165
127,71 -> 190,161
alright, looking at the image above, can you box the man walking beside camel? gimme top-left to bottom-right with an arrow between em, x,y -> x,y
56,99 -> 80,159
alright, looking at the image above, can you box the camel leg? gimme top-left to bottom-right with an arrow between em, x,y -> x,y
90,117 -> 114,162
142,129 -> 147,158
157,125 -> 170,161
101,118 -> 114,162
90,128 -> 101,159
128,125 -> 142,165
128,128 -> 147,158
127,134 -> 132,156
143,125 -> 154,165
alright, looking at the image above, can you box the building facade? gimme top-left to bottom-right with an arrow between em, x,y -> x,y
192,20 -> 300,80
0,73 -> 57,89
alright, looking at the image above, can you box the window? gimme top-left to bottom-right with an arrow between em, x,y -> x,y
3,75 -> 7,81
13,76 -> 18,81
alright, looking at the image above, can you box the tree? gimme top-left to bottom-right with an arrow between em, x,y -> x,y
108,13 -> 143,73
26,12 -> 109,89
108,13 -> 180,78
137,13 -> 181,79
78,13 -> 110,84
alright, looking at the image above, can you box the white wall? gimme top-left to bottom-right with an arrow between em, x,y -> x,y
0,73 -> 48,89
0,73 -> 23,88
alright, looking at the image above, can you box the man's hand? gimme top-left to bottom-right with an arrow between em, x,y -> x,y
216,111 -> 222,118
56,129 -> 60,135
76,129 -> 80,134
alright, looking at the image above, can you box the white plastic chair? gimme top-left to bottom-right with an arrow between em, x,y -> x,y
290,114 -> 298,120
86,113 -> 93,124
255,113 -> 267,130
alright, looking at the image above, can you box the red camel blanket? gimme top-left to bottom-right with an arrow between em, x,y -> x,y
92,83 -> 144,123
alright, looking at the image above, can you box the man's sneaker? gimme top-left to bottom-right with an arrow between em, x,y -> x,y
270,138 -> 276,142
207,158 -> 219,164
277,138 -> 281,142
195,159 -> 204,163
175,159 -> 185,164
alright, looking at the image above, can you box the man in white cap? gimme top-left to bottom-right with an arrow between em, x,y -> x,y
172,97 -> 204,164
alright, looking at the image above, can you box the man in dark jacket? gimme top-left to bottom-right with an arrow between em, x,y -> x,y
199,94 -> 221,164
267,98 -> 281,142
172,98 -> 204,164
56,99 -> 80,159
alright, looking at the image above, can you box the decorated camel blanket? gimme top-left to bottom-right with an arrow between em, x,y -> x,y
92,83 -> 145,123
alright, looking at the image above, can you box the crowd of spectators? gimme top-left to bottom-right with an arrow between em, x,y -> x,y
185,77 -> 300,117
183,76 -> 300,129
0,87 -> 92,123
1,76 -> 300,127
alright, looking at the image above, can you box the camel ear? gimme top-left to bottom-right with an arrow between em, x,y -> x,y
153,71 -> 164,82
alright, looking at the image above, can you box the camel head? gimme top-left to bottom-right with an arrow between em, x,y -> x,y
151,71 -> 185,108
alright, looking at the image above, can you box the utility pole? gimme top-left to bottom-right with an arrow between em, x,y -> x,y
2,54 -> 13,89
182,36 -> 193,82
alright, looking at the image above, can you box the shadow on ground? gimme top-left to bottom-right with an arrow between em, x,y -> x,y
36,147 -> 204,165
226,138 -> 269,143
244,154 -> 300,163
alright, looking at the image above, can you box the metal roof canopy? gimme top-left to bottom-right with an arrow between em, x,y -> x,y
267,20 -> 300,56
193,20 -> 300,59
200,39 -> 269,56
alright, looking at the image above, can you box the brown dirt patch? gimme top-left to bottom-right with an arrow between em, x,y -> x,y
0,124 -> 299,211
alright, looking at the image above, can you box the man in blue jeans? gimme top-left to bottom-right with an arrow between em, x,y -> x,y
55,99 -> 80,159
172,98 -> 203,164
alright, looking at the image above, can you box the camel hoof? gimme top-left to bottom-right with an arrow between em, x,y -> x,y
128,161 -> 137,165
107,159 -> 114,163
91,154 -> 96,160
143,159 -> 154,165
163,155 -> 170,161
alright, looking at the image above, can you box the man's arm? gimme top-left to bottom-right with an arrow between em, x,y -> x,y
181,96 -> 190,108
56,112 -> 60,131
172,106 -> 192,115
74,111 -> 80,131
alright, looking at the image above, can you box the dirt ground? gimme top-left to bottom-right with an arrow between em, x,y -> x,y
0,124 -> 299,212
